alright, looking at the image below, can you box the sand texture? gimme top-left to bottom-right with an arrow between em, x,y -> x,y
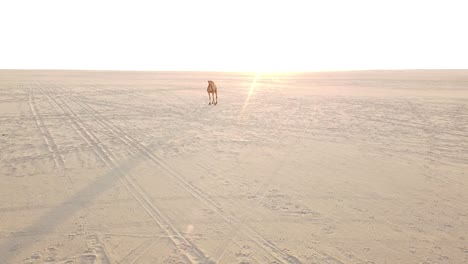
0,70 -> 467,263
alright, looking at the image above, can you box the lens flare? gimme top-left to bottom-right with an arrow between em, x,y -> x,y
239,72 -> 261,118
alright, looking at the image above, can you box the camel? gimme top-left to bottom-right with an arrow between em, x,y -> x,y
207,80 -> 218,105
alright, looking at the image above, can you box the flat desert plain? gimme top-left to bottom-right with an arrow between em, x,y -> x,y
0,70 -> 467,264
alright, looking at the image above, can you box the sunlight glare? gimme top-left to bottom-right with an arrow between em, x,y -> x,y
239,72 -> 261,118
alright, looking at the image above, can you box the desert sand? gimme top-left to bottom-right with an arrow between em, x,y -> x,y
0,70 -> 467,264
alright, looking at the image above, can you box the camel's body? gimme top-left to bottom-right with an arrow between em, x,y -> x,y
207,80 -> 218,105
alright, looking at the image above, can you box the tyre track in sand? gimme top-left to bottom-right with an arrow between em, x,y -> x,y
49,82 -> 303,264
28,86 -> 72,191
28,84 -> 111,264
37,83 -> 211,264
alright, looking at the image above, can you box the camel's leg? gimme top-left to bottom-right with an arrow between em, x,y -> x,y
208,92 -> 212,105
214,91 -> 217,105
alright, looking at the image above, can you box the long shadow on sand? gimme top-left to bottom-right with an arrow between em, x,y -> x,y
0,154 -> 145,263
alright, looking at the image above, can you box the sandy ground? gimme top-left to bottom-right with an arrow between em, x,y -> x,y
0,70 -> 467,264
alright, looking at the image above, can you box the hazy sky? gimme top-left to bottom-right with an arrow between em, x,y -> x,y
1,0 -> 467,72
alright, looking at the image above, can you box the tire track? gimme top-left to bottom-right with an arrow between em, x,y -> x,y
28,84 -> 111,264
28,85 -> 68,185
67,82 -> 299,263
119,237 -> 161,264
38,83 -> 211,264
49,82 -> 302,264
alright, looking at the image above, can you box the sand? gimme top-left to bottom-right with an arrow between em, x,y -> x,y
0,70 -> 467,264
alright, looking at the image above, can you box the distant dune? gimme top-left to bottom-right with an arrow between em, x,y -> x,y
0,70 -> 467,263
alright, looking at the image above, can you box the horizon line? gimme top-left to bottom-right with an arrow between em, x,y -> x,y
2,68 -> 468,74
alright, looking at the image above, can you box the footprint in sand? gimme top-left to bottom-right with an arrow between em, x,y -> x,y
23,252 -> 41,264
321,224 -> 336,234
44,256 -> 56,262
80,253 -> 97,263
31,252 -> 42,260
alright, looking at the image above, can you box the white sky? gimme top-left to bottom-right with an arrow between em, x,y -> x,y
1,0 -> 467,72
